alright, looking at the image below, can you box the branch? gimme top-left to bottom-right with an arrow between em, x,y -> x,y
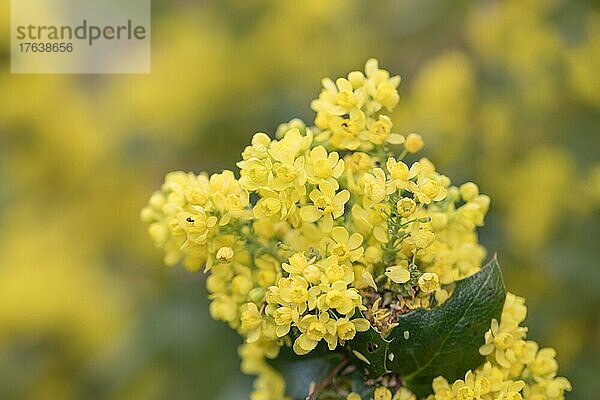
307,355 -> 350,400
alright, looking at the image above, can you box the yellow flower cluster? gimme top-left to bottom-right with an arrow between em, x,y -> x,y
347,387 -> 417,400
240,342 -> 289,400
140,170 -> 251,271
426,293 -> 571,400
266,250 -> 370,355
142,59 -> 568,400
347,386 -> 416,400
311,59 -> 404,151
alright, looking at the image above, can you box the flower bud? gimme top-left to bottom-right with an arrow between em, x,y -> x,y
248,287 -> 266,304
460,182 -> 479,202
404,133 -> 424,153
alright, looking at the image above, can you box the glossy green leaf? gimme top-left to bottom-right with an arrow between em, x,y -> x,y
269,344 -> 345,400
347,327 -> 390,379
386,258 -> 506,396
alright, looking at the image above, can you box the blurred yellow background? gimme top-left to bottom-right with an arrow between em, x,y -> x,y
0,0 -> 598,399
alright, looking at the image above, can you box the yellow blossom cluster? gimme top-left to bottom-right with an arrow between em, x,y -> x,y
240,342 -> 289,400
426,293 -> 571,400
347,387 -> 416,400
311,59 -> 404,151
142,59 -> 569,400
266,250 -> 370,355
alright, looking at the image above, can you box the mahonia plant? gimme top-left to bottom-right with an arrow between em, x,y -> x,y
141,60 -> 571,400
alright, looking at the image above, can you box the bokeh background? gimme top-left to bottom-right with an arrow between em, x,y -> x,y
1,0 -> 599,398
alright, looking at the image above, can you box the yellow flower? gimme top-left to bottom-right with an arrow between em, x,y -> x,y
431,376 -> 453,399
255,254 -> 281,287
282,252 -> 311,275
278,276 -> 310,307
450,370 -> 491,400
219,191 -> 251,226
430,212 -> 449,231
312,76 -> 364,116
396,197 -> 417,217
178,208 -> 218,245
241,132 -> 272,160
318,280 -> 362,315
336,318 -> 357,341
454,383 -> 475,399
302,264 -> 322,285
501,293 -> 528,326
496,380 -> 525,400
270,157 -> 308,194
269,127 -> 313,164
359,168 -> 388,203
209,296 -> 239,325
411,227 -> 435,249
374,387 -> 393,400
253,189 -> 293,221
528,348 -> 559,380
272,306 -> 299,337
418,272 -> 440,294
404,133 -> 425,153
300,181 -> 350,231
392,388 -> 416,400
254,196 -> 283,220
347,317 -> 370,336
232,275 -> 253,296
240,303 -> 263,343
329,109 -> 367,150
147,222 -> 169,246
525,376 -> 571,400
320,255 -> 354,285
346,152 -> 373,174
386,158 -> 419,193
184,174 -> 211,206
337,77 -> 366,109
238,156 -> 273,191
293,313 -> 335,355
479,318 -> 528,369
365,58 -> 401,112
409,177 -> 448,204
326,226 -> 364,263
362,115 -> 404,145
306,145 -> 345,188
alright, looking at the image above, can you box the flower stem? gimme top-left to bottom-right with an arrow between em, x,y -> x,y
307,355 -> 350,400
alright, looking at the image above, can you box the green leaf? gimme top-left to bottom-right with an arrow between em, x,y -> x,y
347,327 -> 390,379
269,344 -> 345,400
386,257 -> 506,396
269,345 -> 377,400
